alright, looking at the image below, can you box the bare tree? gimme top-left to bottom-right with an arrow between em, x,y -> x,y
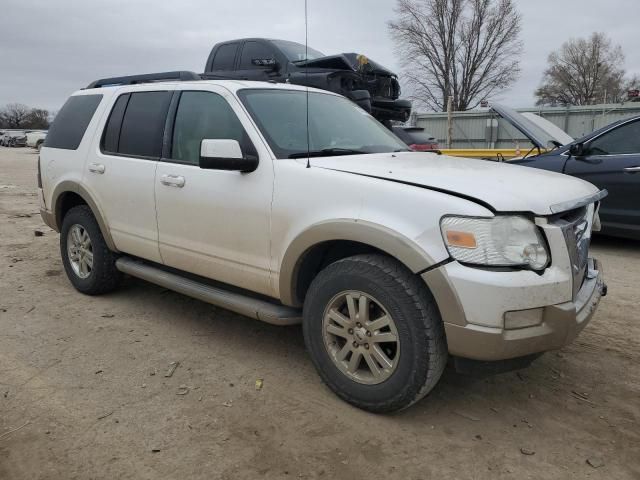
0,103 -> 32,129
0,104 -> 50,129
389,0 -> 523,112
535,33 -> 627,106
24,108 -> 50,129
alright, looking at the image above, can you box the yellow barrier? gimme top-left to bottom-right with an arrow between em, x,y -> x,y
440,148 -> 546,160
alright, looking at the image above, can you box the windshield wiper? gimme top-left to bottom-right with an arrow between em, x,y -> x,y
288,148 -> 367,159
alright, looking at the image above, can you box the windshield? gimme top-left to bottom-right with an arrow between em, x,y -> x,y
238,89 -> 409,159
271,40 -> 325,62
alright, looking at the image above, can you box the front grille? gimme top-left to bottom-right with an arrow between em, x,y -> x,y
557,204 -> 595,298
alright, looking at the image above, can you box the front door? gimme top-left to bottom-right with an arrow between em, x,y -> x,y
565,118 -> 640,236
154,88 -> 274,296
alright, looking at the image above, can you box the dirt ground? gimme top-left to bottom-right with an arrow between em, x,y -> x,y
0,147 -> 638,480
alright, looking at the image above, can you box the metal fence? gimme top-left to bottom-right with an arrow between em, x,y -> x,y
412,103 -> 640,150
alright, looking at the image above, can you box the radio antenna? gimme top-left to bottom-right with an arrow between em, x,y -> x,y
305,0 -> 311,168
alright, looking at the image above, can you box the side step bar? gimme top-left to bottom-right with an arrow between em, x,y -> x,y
115,257 -> 302,326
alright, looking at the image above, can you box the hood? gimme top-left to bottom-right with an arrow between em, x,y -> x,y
309,152 -> 600,215
295,53 -> 396,76
521,113 -> 574,146
491,104 -> 565,150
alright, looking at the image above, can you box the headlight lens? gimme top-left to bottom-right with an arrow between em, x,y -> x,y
440,215 -> 549,270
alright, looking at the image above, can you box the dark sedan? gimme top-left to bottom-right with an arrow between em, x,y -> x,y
492,104 -> 639,240
392,126 -> 441,153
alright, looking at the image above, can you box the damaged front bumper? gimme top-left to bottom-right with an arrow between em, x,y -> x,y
424,258 -> 605,362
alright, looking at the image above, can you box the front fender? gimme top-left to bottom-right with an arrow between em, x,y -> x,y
278,219 -> 438,306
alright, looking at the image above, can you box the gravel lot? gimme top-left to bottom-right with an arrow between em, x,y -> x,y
1,147 -> 638,479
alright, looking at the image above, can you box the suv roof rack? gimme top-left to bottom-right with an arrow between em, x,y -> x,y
85,71 -> 201,89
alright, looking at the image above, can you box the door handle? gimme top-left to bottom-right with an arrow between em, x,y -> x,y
623,166 -> 640,173
88,163 -> 105,174
160,174 -> 185,188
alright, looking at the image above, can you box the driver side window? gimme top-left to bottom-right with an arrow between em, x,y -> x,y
589,120 -> 640,155
239,42 -> 276,69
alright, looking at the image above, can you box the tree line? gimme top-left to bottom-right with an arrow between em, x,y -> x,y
389,0 -> 639,111
0,103 -> 51,130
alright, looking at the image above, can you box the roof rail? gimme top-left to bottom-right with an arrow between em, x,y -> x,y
85,71 -> 201,89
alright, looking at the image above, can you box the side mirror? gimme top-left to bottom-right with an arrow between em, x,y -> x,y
569,143 -> 587,157
199,139 -> 258,173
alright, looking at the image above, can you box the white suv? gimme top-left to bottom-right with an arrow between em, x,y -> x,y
39,71 -> 606,412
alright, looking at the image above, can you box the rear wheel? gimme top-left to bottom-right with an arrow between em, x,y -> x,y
303,254 -> 447,412
60,205 -> 122,295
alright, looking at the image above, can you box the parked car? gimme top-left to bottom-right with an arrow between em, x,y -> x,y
3,130 -> 28,147
392,126 -> 440,152
0,131 -> 15,146
39,72 -> 606,412
492,104 -> 640,240
203,38 -> 412,123
26,130 -> 47,149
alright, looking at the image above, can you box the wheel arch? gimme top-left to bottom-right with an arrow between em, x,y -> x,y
52,181 -> 118,252
278,219 -> 437,307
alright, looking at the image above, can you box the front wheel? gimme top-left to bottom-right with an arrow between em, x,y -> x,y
60,205 -> 122,295
303,254 -> 447,413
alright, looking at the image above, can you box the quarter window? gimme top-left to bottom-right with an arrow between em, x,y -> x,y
170,91 -> 254,165
589,120 -> 640,155
45,94 -> 103,150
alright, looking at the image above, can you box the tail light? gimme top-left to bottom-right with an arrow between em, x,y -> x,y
37,155 -> 42,188
409,143 -> 439,152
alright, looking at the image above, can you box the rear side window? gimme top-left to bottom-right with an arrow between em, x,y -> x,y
44,94 -> 102,150
239,42 -> 276,69
212,43 -> 239,70
170,91 -> 254,165
101,94 -> 130,153
117,91 -> 172,158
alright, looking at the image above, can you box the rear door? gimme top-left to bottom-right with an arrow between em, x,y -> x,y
84,88 -> 172,262
564,118 -> 640,235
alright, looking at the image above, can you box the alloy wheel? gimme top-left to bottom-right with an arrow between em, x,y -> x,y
67,224 -> 94,279
322,290 -> 400,385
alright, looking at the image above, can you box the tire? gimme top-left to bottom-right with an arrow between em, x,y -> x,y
303,254 -> 447,413
60,205 -> 122,295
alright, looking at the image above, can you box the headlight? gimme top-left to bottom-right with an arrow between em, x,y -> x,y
440,215 -> 549,270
